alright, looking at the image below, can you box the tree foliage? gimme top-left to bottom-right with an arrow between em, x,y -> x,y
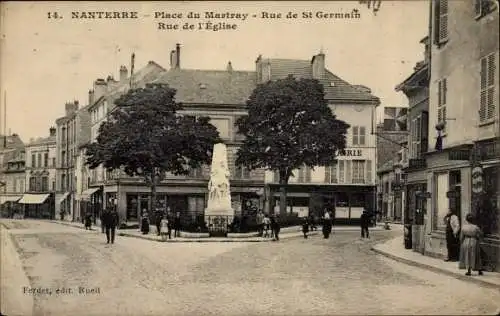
235,75 -> 349,214
84,83 -> 221,213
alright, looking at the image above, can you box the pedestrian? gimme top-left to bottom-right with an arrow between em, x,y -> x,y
104,207 -> 119,244
160,215 -> 170,241
444,209 -> 460,262
271,214 -> 280,241
155,209 -> 163,236
302,216 -> 309,239
322,209 -> 332,239
100,209 -> 108,233
256,210 -> 265,237
141,210 -> 150,235
360,209 -> 370,239
174,211 -> 181,237
459,213 -> 484,276
262,214 -> 271,238
84,211 -> 92,230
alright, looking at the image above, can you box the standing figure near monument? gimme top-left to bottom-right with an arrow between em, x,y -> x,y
103,207 -> 119,244
271,214 -> 281,241
174,212 -> 181,237
302,216 -> 309,239
322,209 -> 332,239
141,210 -> 150,235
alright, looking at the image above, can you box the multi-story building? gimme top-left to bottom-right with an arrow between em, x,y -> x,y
258,52 -> 380,223
0,134 -> 25,217
55,100 -> 91,221
18,128 -> 57,219
423,0 -> 499,270
395,36 -> 430,253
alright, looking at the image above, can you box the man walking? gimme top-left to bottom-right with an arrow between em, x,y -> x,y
104,208 -> 119,244
360,209 -> 370,239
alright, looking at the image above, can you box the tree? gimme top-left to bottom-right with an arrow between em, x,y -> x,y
84,83 -> 221,219
235,75 -> 350,215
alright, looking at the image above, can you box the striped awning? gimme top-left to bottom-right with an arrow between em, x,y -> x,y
0,195 -> 22,204
80,188 -> 100,200
18,194 -> 50,205
57,192 -> 70,204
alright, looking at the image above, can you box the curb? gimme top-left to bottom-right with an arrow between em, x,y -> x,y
118,231 -> 320,243
371,246 -> 500,290
48,220 -> 98,232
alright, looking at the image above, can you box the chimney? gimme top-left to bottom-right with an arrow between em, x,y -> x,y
93,78 -> 107,100
65,100 -> 79,116
261,60 -> 271,83
176,43 -> 181,69
227,61 -> 233,72
311,51 -> 325,80
88,89 -> 95,105
49,127 -> 56,137
170,50 -> 177,69
119,65 -> 128,82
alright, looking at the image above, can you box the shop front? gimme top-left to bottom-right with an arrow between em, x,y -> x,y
18,193 -> 55,219
266,183 -> 376,225
0,195 -> 22,218
79,187 -> 103,224
405,157 -> 428,254
424,145 -> 472,259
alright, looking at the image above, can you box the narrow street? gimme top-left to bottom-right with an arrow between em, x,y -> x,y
2,219 -> 499,315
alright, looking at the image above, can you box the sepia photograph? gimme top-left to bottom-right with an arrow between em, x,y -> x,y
0,1 -> 499,315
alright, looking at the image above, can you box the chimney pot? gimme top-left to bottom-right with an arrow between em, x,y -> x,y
227,61 -> 233,72
175,43 -> 181,69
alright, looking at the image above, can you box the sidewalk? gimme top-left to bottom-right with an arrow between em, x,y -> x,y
372,236 -> 500,289
0,226 -> 34,316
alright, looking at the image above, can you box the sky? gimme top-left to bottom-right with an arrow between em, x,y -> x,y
0,1 -> 429,142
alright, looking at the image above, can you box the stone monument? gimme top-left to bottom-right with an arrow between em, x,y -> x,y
205,143 -> 234,236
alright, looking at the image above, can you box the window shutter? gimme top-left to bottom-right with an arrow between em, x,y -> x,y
421,112 -> 429,153
475,0 -> 482,16
366,160 -> 372,183
325,165 -> 331,183
352,126 -> 359,145
305,166 -> 312,183
442,78 -> 447,105
487,54 -> 496,120
346,160 -> 352,183
439,0 -> 449,42
339,161 -> 345,183
360,126 -> 366,145
434,0 -> 441,44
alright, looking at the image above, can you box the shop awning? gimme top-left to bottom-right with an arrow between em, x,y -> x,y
57,192 -> 70,204
0,195 -> 22,204
18,194 -> 50,205
81,188 -> 100,200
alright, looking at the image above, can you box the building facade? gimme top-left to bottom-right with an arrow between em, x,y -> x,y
258,52 -> 380,223
55,100 -> 91,222
18,128 -> 57,219
0,134 -> 25,217
396,36 -> 430,253
423,0 -> 499,270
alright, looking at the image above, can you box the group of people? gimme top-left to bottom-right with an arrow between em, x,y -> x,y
256,211 -> 281,240
140,208 -> 182,240
444,210 -> 485,276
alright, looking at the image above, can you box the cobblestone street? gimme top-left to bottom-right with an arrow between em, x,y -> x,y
2,219 -> 499,316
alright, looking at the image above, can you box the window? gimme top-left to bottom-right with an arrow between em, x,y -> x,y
352,160 -> 365,184
437,78 -> 447,128
434,0 -> 449,44
234,165 -> 250,179
384,181 -> 389,193
61,151 -> 66,167
52,181 -> 56,191
366,160 -> 372,183
352,126 -> 366,146
41,177 -> 48,192
29,177 -> 36,192
338,160 -> 345,183
61,174 -> 66,191
37,153 -> 42,168
297,166 -> 311,183
411,116 -> 422,158
345,160 -> 352,183
31,154 -> 35,168
44,153 -> 48,167
52,157 -> 56,167
475,0 -> 496,18
324,164 -> 337,183
480,53 -> 496,123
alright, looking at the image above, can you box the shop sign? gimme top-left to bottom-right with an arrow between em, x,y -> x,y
337,149 -> 362,157
471,166 -> 484,194
408,158 -> 426,169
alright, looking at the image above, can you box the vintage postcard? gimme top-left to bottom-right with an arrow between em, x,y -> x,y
1,1 -> 499,315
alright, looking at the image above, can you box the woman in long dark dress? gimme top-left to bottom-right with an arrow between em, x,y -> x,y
84,211 -> 92,230
459,213 -> 484,276
141,211 -> 150,235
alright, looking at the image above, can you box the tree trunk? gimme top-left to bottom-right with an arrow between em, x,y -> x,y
279,168 -> 289,216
